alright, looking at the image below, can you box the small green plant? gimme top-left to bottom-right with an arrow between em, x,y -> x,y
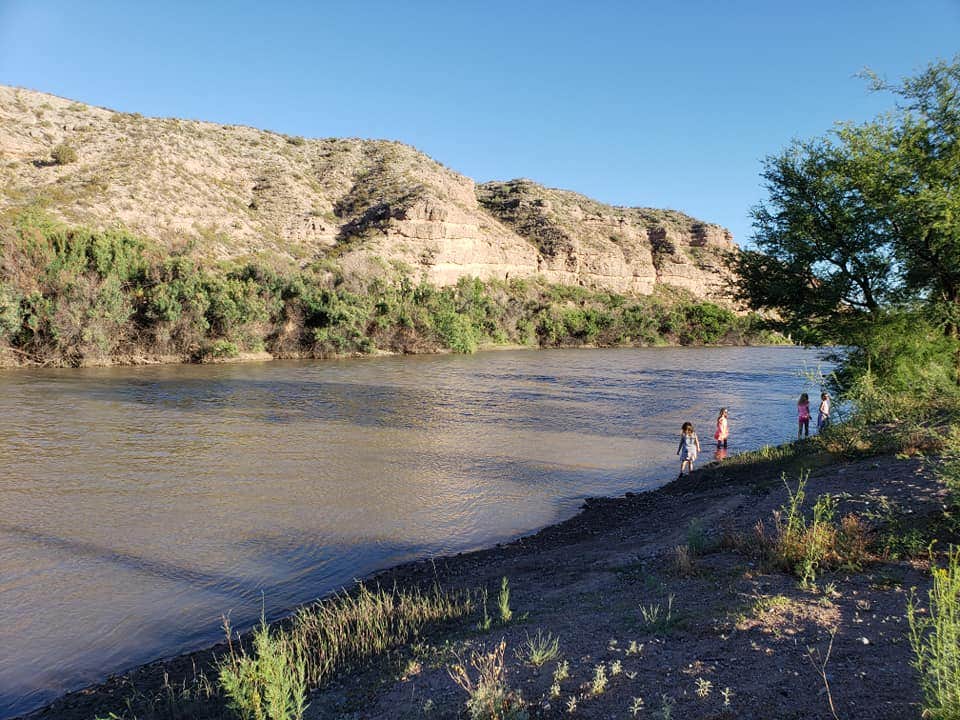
610,659 -> 622,676
553,659 -> 570,683
639,594 -> 676,632
549,682 -> 561,698
516,629 -> 559,667
448,639 -> 528,720
657,694 -> 676,720
50,143 -> 78,165
686,517 -> 710,556
591,664 -> 608,695
218,614 -> 308,720
565,696 -> 578,713
908,546 -> 960,719
626,640 -> 642,655
721,687 -> 734,707
629,697 -> 645,716
477,587 -> 492,631
498,577 -> 513,624
694,677 -> 713,698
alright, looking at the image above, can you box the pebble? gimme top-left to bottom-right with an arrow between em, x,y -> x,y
859,637 -> 870,645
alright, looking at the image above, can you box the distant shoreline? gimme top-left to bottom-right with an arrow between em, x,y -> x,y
0,337 -> 797,372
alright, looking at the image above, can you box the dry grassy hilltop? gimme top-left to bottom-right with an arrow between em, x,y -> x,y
0,85 -> 733,299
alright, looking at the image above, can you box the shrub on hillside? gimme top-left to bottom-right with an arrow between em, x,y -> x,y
50,143 -> 78,165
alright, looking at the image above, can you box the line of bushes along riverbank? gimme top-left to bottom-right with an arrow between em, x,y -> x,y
0,209 -> 783,368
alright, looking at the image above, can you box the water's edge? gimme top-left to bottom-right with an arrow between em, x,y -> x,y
19,453 -> 729,720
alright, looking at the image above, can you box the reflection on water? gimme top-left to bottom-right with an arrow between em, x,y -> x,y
0,346 -> 826,717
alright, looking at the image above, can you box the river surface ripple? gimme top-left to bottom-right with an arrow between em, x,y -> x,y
0,346 -> 828,717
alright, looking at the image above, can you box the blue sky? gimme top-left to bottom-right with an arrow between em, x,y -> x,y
1,0 -> 958,245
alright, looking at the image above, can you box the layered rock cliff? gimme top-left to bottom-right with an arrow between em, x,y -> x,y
0,85 -> 735,300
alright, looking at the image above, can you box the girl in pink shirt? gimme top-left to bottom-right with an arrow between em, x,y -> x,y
797,393 -> 811,439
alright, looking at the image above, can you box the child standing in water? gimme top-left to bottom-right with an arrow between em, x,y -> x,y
677,422 -> 701,478
818,392 -> 831,432
797,393 -> 811,439
714,408 -> 729,448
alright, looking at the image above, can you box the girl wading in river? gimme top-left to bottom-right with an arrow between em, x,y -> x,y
797,393 -> 811,439
714,407 -> 729,448
676,422 -> 701,479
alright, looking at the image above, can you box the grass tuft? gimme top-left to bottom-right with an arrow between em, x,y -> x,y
516,629 -> 560,667
291,582 -> 473,688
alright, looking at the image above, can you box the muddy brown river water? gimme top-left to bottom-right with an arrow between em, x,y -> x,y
0,346 -> 829,717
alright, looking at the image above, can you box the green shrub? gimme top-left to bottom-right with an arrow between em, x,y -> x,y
908,546 -> 960,719
218,615 -> 307,720
208,339 -> 240,359
0,285 -> 22,341
50,143 -> 78,165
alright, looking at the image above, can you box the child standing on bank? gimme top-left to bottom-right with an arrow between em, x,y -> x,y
714,407 -> 729,448
818,392 -> 831,432
677,422 -> 701,478
797,393 -> 811,439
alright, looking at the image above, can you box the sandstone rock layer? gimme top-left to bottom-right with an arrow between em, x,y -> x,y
0,86 -> 735,300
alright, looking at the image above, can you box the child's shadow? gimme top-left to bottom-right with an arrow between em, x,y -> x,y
713,447 -> 728,461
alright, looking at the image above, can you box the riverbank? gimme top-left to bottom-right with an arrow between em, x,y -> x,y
19,420 -> 954,720
0,212 -> 784,370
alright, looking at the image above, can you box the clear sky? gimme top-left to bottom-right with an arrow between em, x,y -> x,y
1,0 -> 958,245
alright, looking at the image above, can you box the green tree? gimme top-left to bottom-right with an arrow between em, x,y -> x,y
733,56 -> 960,381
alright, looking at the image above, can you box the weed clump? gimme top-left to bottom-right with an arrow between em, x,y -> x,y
751,472 -> 873,586
639,594 -> 677,633
448,639 -> 528,720
908,546 -> 960,719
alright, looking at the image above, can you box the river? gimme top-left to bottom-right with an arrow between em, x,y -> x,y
0,346 -> 828,718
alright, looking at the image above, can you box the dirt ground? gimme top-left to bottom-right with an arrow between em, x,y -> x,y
23,448 -> 948,720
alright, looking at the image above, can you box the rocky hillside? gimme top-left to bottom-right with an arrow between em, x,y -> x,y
0,86 -> 734,299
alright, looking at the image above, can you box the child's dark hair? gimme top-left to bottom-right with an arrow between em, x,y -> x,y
717,407 -> 727,419
681,421 -> 694,433
821,392 -> 829,400
798,393 -> 809,404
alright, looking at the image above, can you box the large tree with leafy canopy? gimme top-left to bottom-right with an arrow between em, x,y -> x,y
733,56 -> 960,385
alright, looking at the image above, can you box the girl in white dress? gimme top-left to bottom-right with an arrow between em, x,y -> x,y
677,422 -> 701,478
